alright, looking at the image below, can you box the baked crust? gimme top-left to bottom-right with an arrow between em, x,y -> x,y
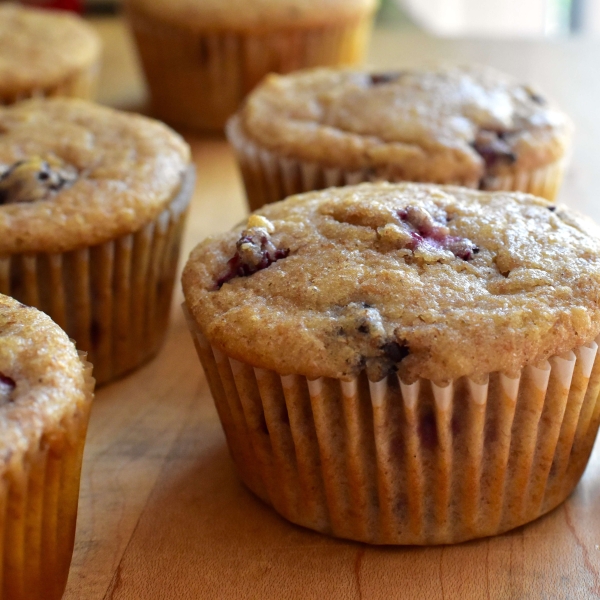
236,66 -> 572,185
183,183 -> 600,383
0,294 -> 90,475
0,4 -> 101,98
0,98 -> 191,255
125,0 -> 378,32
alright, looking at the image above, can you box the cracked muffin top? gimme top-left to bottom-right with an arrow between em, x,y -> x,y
126,0 -> 378,31
0,4 -> 101,98
183,183 -> 600,383
235,66 -> 572,187
0,98 -> 190,255
0,294 -> 92,473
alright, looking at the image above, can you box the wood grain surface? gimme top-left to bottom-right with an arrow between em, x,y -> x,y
64,18 -> 600,599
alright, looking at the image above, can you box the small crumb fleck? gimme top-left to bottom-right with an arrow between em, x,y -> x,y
247,214 -> 275,233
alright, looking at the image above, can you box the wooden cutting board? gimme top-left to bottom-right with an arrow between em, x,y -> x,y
63,19 -> 600,600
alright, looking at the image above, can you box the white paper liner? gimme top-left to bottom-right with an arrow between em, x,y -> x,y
0,352 -> 94,600
227,115 -> 568,211
0,167 -> 194,385
0,61 -> 100,106
127,9 -> 374,130
185,309 -> 600,545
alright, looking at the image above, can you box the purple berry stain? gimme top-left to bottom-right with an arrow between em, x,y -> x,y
397,206 -> 479,260
217,228 -> 290,288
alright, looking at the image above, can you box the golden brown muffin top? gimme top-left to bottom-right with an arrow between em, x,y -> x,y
126,0 -> 378,31
0,294 -> 92,473
0,98 -> 191,255
0,4 -> 101,97
183,183 -> 600,383
235,66 -> 572,186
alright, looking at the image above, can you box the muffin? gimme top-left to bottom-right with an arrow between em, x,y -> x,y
227,66 -> 573,210
0,98 -> 193,385
0,4 -> 101,105
0,294 -> 94,600
183,183 -> 600,545
125,0 -> 379,131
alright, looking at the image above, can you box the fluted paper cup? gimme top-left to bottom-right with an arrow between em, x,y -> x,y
0,167 -> 194,385
127,9 -> 374,131
185,305 -> 600,544
227,115 -> 567,210
1,353 -> 94,600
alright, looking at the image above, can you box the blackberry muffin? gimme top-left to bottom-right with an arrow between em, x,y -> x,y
0,98 -> 193,385
0,4 -> 101,105
0,294 -> 94,600
228,66 -> 572,210
183,182 -> 600,545
125,0 -> 379,131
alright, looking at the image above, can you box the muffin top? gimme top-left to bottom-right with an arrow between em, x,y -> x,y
126,0 -> 378,31
0,294 -> 92,474
235,66 -> 572,186
0,4 -> 101,97
0,98 -> 191,255
183,183 -> 600,383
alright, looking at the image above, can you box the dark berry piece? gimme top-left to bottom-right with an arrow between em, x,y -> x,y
547,205 -> 556,212
369,72 -> 404,86
216,228 -> 290,288
472,129 -> 517,169
529,92 -> 546,105
0,372 -> 15,404
524,86 -> 546,105
0,157 -> 77,205
0,373 -> 15,389
380,341 -> 410,363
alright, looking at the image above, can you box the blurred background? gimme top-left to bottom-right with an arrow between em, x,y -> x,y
387,0 -> 598,37
10,0 -> 600,36
5,0 -> 600,216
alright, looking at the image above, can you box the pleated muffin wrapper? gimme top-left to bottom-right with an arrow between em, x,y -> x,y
127,8 -> 375,131
227,115 -> 567,211
185,307 -> 600,544
0,352 -> 94,600
0,62 -> 100,106
0,166 -> 195,386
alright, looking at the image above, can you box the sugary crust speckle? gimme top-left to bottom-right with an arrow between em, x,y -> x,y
0,294 -> 91,471
0,98 -> 191,255
183,183 -> 600,383
125,0 -> 378,31
237,66 -> 572,185
0,4 -> 101,96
